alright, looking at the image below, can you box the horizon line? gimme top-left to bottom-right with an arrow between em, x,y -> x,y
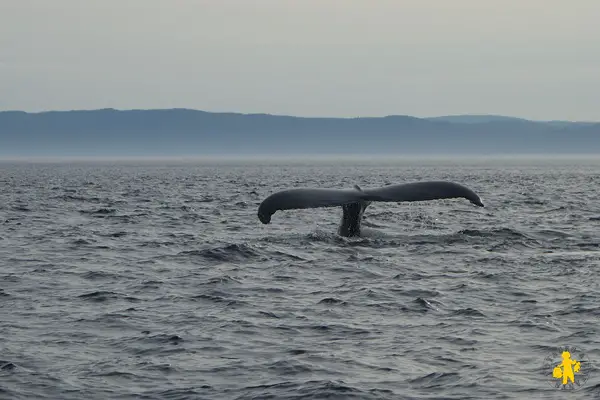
3,153 -> 600,162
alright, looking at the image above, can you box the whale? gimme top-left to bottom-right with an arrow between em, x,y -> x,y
257,181 -> 484,237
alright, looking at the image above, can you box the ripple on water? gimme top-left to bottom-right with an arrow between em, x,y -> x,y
1,161 -> 600,400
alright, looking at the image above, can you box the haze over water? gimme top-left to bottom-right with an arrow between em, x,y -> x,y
1,157 -> 600,399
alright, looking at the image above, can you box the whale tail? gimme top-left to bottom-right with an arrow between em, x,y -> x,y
337,185 -> 372,237
257,181 -> 483,236
352,184 -> 372,207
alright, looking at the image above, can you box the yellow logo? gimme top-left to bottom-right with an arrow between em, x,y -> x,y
543,346 -> 590,390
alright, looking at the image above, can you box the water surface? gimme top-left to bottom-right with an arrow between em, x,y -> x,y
1,158 -> 599,399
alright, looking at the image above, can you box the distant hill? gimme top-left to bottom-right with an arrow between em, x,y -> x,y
425,115 -> 533,124
426,114 -> 596,126
1,108 -> 599,156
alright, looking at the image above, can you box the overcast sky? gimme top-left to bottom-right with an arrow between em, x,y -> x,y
1,0 -> 599,120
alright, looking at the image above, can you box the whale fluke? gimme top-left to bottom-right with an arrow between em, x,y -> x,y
257,181 -> 483,237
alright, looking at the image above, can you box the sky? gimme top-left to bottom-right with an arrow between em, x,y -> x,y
1,0 -> 599,121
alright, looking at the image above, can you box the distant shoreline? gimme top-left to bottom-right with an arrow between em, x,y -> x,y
2,108 -> 599,156
2,154 -> 600,165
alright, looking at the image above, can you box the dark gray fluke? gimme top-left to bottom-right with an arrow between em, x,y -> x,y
258,181 -> 484,237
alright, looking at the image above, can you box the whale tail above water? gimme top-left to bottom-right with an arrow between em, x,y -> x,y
257,181 -> 484,237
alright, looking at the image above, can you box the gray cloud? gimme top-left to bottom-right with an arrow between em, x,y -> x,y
1,0 -> 599,120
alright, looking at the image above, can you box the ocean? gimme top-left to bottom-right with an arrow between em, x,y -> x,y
1,157 -> 599,399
